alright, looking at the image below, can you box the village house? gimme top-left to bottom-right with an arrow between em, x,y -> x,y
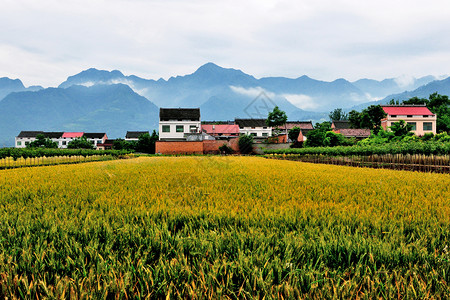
125,131 -> 149,141
201,124 -> 240,139
331,120 -> 371,140
234,118 -> 272,139
15,131 -> 108,149
15,131 -> 64,148
159,108 -> 201,141
380,105 -> 437,135
274,121 -> 315,142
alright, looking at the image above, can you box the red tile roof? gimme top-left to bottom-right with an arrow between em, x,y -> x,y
202,124 -> 240,135
381,105 -> 434,116
62,132 -> 84,138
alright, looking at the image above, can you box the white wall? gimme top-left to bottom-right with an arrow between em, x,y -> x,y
159,120 -> 201,140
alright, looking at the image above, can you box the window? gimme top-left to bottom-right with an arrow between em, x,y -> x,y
423,115 -> 429,118
262,133 -> 268,137
25,141 -> 30,145
407,122 -> 416,131
391,115 -> 397,118
250,133 -> 257,137
17,141 -> 22,146
189,125 -> 197,133
407,115 -> 412,118
162,125 -> 170,133
62,141 -> 67,145
176,125 -> 184,133
423,122 -> 432,131
263,126 -> 267,129
251,127 -> 255,129
97,140 -> 102,144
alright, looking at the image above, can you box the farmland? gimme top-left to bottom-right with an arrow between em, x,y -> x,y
0,156 -> 449,298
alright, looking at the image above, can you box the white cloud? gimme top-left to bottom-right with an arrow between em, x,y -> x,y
394,75 -> 415,89
282,94 -> 317,110
229,86 -> 276,99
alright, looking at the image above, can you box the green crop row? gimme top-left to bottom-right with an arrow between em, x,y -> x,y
0,148 -> 133,160
264,141 -> 450,156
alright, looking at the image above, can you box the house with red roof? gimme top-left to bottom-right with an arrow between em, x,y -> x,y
381,105 -> 436,135
201,124 -> 240,138
331,120 -> 371,140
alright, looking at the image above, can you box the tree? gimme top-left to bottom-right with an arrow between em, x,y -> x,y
136,130 -> 159,154
218,143 -> 233,154
238,134 -> 254,154
389,120 -> 413,137
266,106 -> 287,135
288,127 -> 301,142
67,136 -> 94,149
304,122 -> 331,147
323,131 -> 350,147
348,105 -> 386,133
329,108 -> 348,121
113,138 -> 136,150
27,134 -> 58,148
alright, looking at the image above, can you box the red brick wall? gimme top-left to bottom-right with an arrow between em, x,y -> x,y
155,141 -> 203,154
203,138 -> 240,154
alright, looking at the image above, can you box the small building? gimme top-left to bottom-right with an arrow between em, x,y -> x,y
60,132 -> 84,148
381,105 -> 437,135
331,120 -> 370,139
159,108 -> 201,141
235,118 -> 272,139
201,124 -> 240,139
83,133 -> 108,148
97,139 -> 115,150
331,120 -> 351,130
15,131 -> 44,148
125,131 -> 149,141
15,131 -> 64,148
275,121 -> 315,142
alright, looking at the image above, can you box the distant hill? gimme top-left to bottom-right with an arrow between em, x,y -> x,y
0,84 -> 158,147
351,77 -> 450,111
0,77 -> 42,100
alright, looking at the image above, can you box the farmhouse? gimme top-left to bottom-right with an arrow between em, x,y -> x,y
125,131 -> 149,141
275,121 -> 315,142
15,131 -> 108,149
201,124 -> 240,139
331,120 -> 371,140
159,108 -> 201,141
234,118 -> 272,138
380,105 -> 437,135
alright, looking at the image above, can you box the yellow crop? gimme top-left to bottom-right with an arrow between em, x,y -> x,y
0,156 -> 449,298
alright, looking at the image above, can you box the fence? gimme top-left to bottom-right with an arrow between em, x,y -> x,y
267,153 -> 450,173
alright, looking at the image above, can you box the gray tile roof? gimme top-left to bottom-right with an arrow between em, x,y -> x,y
160,108 -> 200,121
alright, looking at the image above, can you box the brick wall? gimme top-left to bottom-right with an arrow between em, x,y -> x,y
203,138 -> 240,154
155,141 -> 203,154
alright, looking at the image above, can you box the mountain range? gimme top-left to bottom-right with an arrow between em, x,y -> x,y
0,63 -> 449,146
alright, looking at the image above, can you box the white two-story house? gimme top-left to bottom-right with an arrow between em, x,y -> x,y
159,108 -> 201,141
234,119 -> 272,138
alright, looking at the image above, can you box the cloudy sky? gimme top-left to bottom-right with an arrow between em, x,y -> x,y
1,0 -> 449,87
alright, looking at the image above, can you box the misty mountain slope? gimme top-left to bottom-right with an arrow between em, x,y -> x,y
352,76 -> 437,99
0,84 -> 158,147
351,77 -> 450,111
0,77 -> 43,100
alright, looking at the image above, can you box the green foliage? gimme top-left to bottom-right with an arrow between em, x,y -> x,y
266,106 -> 287,133
218,143 -> 234,154
27,134 -> 58,148
288,127 -> 301,143
67,136 -> 95,149
389,120 -> 413,137
402,93 -> 450,133
265,140 -> 450,156
238,134 -> 254,154
323,131 -> 352,147
113,138 -> 136,151
328,108 -> 348,121
348,105 -> 386,133
135,130 -> 159,154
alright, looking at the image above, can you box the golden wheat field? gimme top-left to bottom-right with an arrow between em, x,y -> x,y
0,156 -> 449,298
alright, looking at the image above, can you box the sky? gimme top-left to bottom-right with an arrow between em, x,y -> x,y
1,0 -> 450,87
